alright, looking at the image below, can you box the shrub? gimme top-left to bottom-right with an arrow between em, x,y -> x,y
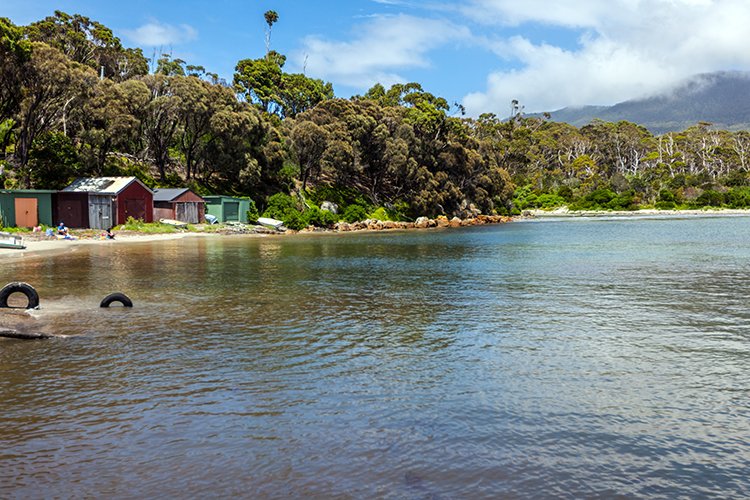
262,193 -> 300,220
725,187 -> 750,208
246,199 -> 259,223
303,206 -> 338,228
557,185 -> 573,201
659,189 -> 676,203
694,190 -> 725,207
342,204 -> 368,223
282,210 -> 306,230
655,200 -> 676,210
308,185 -> 370,209
606,191 -> 637,210
535,193 -> 566,209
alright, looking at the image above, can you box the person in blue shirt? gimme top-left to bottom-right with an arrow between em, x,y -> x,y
57,221 -> 68,236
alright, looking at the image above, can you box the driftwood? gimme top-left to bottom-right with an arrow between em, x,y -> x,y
0,329 -> 53,340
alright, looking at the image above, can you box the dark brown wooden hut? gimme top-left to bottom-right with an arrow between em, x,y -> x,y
153,188 -> 205,223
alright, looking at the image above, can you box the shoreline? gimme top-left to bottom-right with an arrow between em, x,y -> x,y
526,208 -> 750,218
0,214 -> 514,259
0,232 -> 222,261
2,208 -> 750,259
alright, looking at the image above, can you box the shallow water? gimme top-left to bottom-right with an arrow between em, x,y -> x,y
1,218 -> 749,498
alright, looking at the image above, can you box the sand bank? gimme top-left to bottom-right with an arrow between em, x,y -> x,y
0,232 -> 223,261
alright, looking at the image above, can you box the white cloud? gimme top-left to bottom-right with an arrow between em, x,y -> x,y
294,14 -> 471,89
124,21 -> 198,47
461,0 -> 750,114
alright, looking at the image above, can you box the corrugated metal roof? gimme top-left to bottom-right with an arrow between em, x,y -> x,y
63,177 -> 152,194
153,188 -> 190,202
0,189 -> 57,194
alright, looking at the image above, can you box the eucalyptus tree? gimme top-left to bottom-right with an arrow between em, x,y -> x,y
201,102 -> 269,194
0,18 -> 30,125
171,75 -> 239,180
264,10 -> 279,54
235,51 -> 333,118
77,78 -> 150,174
13,42 -> 98,187
291,120 -> 328,191
140,74 -> 182,181
25,11 -> 148,81
234,51 -> 285,114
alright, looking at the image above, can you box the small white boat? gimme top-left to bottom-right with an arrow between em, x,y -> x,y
159,218 -> 188,229
0,232 -> 25,250
257,217 -> 286,231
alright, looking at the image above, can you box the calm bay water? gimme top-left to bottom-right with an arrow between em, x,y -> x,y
1,217 -> 749,498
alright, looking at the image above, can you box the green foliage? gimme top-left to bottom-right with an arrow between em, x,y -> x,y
568,189 -> 638,211
694,190 -> 725,207
28,132 -> 81,189
725,187 -> 750,208
262,192 -> 300,220
307,185 -> 372,211
120,217 -> 178,233
281,210 -> 306,231
513,185 -> 565,210
557,185 -> 573,201
367,206 -> 407,221
302,206 -> 338,228
261,193 -> 339,229
342,204 -> 368,223
246,199 -> 259,223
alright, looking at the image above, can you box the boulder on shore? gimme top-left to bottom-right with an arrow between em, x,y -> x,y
321,201 -> 339,214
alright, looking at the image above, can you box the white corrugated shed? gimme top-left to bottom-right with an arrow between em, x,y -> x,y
63,177 -> 152,194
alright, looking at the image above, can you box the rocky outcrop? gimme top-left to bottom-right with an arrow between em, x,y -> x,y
332,214 -> 512,232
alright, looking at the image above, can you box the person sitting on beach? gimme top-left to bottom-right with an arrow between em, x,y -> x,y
57,221 -> 68,236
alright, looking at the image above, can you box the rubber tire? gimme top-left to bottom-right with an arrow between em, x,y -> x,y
100,292 -> 133,308
0,282 -> 40,309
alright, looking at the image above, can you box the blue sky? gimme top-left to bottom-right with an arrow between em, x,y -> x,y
6,1 -> 750,115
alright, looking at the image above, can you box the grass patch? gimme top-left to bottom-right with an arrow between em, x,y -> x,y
119,217 -> 179,233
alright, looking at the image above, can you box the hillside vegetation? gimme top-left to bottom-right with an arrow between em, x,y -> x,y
3,12 -> 750,229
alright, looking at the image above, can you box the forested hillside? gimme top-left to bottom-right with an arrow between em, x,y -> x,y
3,11 -> 750,228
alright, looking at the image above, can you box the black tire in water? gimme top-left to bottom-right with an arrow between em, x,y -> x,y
0,282 -> 40,309
100,292 -> 133,308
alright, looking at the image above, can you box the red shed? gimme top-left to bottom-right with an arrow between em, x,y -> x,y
61,177 -> 154,229
153,188 -> 205,223
53,192 -> 90,228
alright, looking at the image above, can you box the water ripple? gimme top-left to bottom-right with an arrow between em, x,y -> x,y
1,219 -> 750,497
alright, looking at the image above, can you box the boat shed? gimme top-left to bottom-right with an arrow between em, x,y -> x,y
204,195 -> 251,223
153,188 -> 205,223
0,189 -> 56,228
59,177 -> 154,229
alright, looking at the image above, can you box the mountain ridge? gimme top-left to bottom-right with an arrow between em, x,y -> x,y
535,71 -> 750,133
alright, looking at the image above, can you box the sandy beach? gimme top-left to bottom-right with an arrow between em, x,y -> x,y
0,231 -> 222,261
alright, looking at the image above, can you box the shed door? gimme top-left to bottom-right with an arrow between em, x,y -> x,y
14,198 -> 38,228
224,202 -> 239,221
124,198 -> 147,222
89,195 -> 113,229
175,202 -> 200,224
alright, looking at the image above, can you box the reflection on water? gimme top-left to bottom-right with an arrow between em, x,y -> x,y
1,219 -> 750,498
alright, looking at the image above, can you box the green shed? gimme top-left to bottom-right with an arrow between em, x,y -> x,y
204,195 -> 251,223
0,189 -> 57,228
